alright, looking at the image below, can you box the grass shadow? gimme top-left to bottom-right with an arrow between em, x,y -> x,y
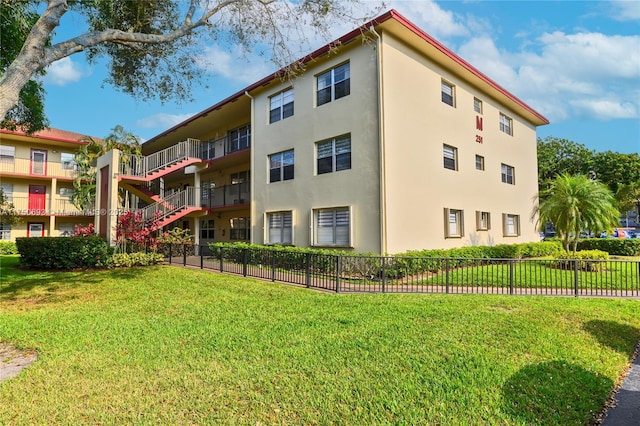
583,320 -> 640,354
502,360 -> 613,425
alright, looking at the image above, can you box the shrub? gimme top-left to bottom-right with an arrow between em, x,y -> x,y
0,240 -> 18,255
576,238 -> 640,256
16,236 -> 113,269
108,252 -> 164,268
554,250 -> 609,272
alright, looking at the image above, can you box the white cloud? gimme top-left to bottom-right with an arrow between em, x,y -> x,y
608,0 -> 640,21
136,113 -> 194,129
386,0 -> 469,39
43,57 -> 85,86
196,44 -> 274,84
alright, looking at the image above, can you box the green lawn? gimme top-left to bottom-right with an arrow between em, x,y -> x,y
1,255 -> 639,425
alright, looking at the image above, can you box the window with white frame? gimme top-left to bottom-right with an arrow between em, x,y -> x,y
476,211 -> 491,231
61,152 -> 76,170
475,155 -> 485,171
0,145 -> 15,163
267,211 -> 293,245
317,135 -> 351,175
314,207 -> 350,246
200,219 -> 215,239
443,144 -> 457,170
228,125 -> 251,152
0,223 -> 10,240
501,163 -> 515,184
500,113 -> 513,135
0,183 -> 13,202
269,150 -> 294,183
230,217 -> 250,240
317,62 -> 350,106
59,223 -> 75,237
474,98 -> 483,114
441,80 -> 455,106
59,187 -> 74,197
269,88 -> 294,123
503,214 -> 520,236
444,208 -> 464,238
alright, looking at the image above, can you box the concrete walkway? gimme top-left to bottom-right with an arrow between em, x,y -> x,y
601,342 -> 640,425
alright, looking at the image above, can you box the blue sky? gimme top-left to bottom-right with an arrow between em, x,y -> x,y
41,0 -> 639,154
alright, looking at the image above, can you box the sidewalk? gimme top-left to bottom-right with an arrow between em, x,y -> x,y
601,342 -> 640,425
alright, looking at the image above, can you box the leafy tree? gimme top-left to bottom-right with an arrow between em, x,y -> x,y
616,180 -> 640,217
0,0 -> 376,132
536,137 -> 595,192
533,174 -> 619,252
0,187 -> 21,226
71,125 -> 142,210
590,151 -> 640,194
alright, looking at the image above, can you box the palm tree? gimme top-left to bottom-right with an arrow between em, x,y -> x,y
533,173 -> 619,252
71,125 -> 141,211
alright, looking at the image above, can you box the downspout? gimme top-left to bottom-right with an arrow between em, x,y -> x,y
244,90 -> 255,244
369,25 -> 387,255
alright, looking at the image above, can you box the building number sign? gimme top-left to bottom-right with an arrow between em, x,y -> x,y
475,116 -> 483,143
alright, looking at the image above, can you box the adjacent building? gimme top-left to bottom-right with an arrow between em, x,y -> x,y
100,10 -> 551,254
0,127 -> 93,240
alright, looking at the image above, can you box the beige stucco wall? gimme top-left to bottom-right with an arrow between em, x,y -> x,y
250,43 -> 382,252
379,32 -> 540,253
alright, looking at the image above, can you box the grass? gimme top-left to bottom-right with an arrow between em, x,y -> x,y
1,255 -> 639,425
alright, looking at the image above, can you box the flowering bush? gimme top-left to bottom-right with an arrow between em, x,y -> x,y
73,222 -> 95,236
116,210 -> 161,253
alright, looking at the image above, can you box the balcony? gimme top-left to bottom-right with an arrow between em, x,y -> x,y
200,182 -> 250,209
8,196 -> 94,216
0,157 -> 78,179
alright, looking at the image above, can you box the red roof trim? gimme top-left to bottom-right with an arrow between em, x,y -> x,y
0,127 -> 90,145
145,9 -> 547,146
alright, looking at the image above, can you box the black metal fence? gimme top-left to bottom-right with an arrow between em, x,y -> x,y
159,244 -> 640,297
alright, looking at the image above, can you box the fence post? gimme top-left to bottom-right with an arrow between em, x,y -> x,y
168,243 -> 172,264
271,251 -> 276,282
200,245 -> 204,269
183,244 -> 187,266
509,259 -> 514,295
445,258 -> 450,294
335,256 -> 341,293
306,253 -> 311,288
381,256 -> 387,294
219,247 -> 224,272
574,259 -> 579,297
243,248 -> 248,277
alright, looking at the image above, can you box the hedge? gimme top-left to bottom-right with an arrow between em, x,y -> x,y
0,241 -> 17,255
576,238 -> 640,256
16,236 -> 113,269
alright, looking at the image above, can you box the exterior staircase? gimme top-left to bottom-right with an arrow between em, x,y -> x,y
118,138 -> 204,183
137,187 -> 203,229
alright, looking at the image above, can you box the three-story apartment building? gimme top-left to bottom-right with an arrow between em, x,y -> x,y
100,10 -> 548,254
0,127 -> 93,240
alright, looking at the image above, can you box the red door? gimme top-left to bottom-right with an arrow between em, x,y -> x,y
28,185 -> 46,212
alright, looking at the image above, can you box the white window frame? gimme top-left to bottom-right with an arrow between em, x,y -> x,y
441,80 -> 455,107
61,152 -> 76,170
474,98 -> 483,114
501,163 -> 515,185
444,208 -> 464,238
476,211 -> 491,231
269,88 -> 294,124
312,207 -> 351,247
316,62 -> 350,106
500,113 -> 513,136
200,219 -> 215,240
0,223 -> 11,240
0,145 -> 15,162
503,214 -> 521,237
230,217 -> 250,241
316,135 -> 351,175
0,183 -> 13,202
266,211 -> 293,245
443,144 -> 458,171
269,149 -> 294,183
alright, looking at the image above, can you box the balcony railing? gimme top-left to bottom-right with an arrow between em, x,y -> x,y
7,196 -> 94,216
119,138 -> 201,178
139,186 -> 200,224
200,182 -> 250,209
198,134 -> 251,162
0,157 -> 79,179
